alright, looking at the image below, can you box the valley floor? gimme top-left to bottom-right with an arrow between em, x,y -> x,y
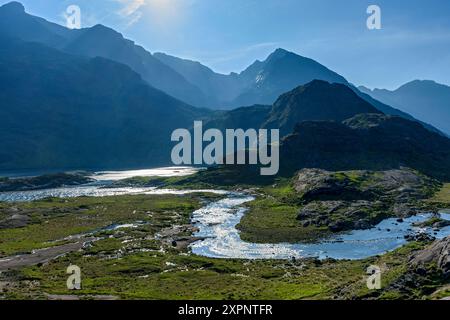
0,189 -> 448,300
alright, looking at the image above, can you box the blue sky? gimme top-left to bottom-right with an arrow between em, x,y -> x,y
2,0 -> 450,89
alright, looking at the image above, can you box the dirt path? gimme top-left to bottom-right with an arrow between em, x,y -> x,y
0,238 -> 96,271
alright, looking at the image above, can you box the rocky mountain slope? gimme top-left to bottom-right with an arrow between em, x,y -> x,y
281,113 -> 450,181
360,80 -> 450,136
0,37 -> 208,171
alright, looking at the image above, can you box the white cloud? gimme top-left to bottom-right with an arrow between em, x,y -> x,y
113,0 -> 197,29
115,0 -> 147,26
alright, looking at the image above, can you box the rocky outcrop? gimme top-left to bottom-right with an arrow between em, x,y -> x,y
294,168 -> 437,201
0,173 -> 94,192
384,237 -> 450,298
410,236 -> 450,278
295,168 -> 440,232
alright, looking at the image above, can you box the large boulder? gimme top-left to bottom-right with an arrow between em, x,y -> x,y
410,236 -> 450,278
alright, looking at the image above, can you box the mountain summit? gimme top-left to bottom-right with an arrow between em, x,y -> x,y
207,80 -> 383,137
0,1 -> 24,13
263,80 -> 382,136
231,48 -> 348,106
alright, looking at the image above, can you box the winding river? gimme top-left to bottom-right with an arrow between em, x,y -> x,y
189,193 -> 450,260
1,167 -> 449,260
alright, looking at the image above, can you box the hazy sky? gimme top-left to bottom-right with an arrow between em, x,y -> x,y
2,0 -> 450,89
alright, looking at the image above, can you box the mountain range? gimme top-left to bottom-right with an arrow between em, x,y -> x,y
0,1 -> 441,128
359,80 -> 450,136
0,1 -> 354,109
155,48 -> 348,108
205,81 -> 450,180
206,80 -> 382,136
0,2 -> 207,107
0,1 -> 449,180
0,36 -> 208,171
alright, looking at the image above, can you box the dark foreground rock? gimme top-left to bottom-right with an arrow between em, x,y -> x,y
384,237 -> 450,298
404,233 -> 436,243
410,236 -> 450,277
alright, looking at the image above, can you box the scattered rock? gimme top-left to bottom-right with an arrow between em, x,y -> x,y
0,214 -> 30,229
404,233 -> 436,242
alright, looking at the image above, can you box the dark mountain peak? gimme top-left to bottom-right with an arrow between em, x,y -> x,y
268,48 -> 291,59
0,1 -> 25,14
0,1 -> 71,48
305,79 -> 341,88
264,80 -> 382,136
87,24 -> 124,39
266,48 -> 312,64
405,79 -> 437,86
64,24 -> 128,57
398,79 -> 449,92
276,80 -> 374,104
232,48 -> 349,107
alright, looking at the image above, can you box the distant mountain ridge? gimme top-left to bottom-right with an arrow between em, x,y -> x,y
230,48 -> 348,107
0,2 -> 207,107
0,1 -> 443,137
154,48 -> 349,108
359,80 -> 450,135
1,1 -> 449,177
0,36 -> 208,171
154,49 -> 441,135
153,52 -> 243,107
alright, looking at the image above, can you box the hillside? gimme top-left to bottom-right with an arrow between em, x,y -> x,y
0,37 -> 208,171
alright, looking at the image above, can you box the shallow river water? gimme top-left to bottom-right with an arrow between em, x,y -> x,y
1,167 -> 449,260
189,193 -> 450,260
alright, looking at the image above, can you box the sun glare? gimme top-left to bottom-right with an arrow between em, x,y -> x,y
143,0 -> 190,28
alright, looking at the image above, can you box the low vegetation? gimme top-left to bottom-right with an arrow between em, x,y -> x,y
0,193 -> 447,300
428,183 -> 450,205
238,168 -> 443,243
1,169 -> 449,300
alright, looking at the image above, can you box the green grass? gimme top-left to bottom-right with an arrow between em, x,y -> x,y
332,171 -> 365,185
1,193 -> 448,300
0,193 -> 212,257
236,180 -> 330,243
429,183 -> 450,205
10,241 -> 440,300
237,196 -> 328,243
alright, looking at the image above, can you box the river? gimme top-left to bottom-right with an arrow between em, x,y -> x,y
1,167 -> 449,260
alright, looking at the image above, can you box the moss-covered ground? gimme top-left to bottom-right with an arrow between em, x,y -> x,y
0,193 -> 444,300
1,177 -> 449,300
